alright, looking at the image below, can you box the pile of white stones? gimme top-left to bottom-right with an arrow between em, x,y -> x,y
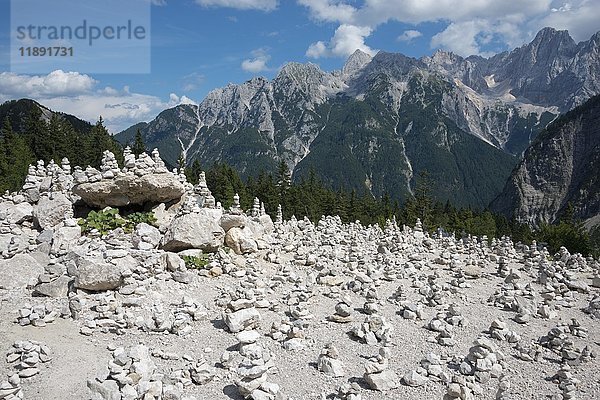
2,340 -> 52,399
15,303 -> 60,327
88,344 -> 187,400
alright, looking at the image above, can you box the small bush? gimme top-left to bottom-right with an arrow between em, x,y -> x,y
182,254 -> 210,270
78,208 -> 125,235
124,211 -> 158,232
79,208 -> 157,235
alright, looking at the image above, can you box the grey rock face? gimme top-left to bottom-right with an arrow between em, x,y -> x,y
491,95 -> 600,226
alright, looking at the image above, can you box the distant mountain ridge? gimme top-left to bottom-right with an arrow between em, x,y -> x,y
0,99 -> 93,134
117,28 -> 600,208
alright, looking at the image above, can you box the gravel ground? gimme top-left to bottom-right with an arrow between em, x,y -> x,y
1,228 -> 599,400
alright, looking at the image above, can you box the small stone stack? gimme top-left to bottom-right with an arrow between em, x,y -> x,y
334,383 -> 362,400
460,338 -> 504,383
87,344 -> 180,399
234,330 -> 280,400
398,301 -> 424,320
100,151 -> 121,179
583,295 -> 600,318
419,353 -> 450,382
363,348 -> 399,391
194,172 -> 216,208
514,341 -> 542,362
351,314 -> 393,345
329,296 -> 354,323
362,286 -> 381,315
553,364 -> 579,400
488,318 -> 521,343
317,344 -> 345,377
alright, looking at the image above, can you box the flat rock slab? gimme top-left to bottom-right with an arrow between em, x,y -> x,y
73,173 -> 185,208
0,254 -> 44,289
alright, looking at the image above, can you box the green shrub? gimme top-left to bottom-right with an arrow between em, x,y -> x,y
78,208 -> 125,235
79,209 -> 157,235
182,254 -> 210,270
124,211 -> 158,232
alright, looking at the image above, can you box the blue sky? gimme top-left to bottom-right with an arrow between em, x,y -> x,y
0,0 -> 599,132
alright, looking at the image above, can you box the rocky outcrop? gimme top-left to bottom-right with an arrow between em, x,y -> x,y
491,95 -> 600,227
73,150 -> 184,208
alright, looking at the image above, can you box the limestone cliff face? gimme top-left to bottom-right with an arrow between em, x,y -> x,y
490,95 -> 600,226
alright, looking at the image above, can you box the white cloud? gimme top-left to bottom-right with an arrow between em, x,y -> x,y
297,0 -> 355,23
241,48 -> 271,73
0,70 -> 193,133
195,0 -> 278,11
538,0 -> 600,42
298,0 -> 600,57
397,29 -> 422,42
0,70 -> 96,97
431,20 -> 490,57
306,41 -> 328,58
306,24 -> 376,59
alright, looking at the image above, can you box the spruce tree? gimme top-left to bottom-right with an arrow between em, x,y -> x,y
1,117 -> 34,192
132,128 -> 146,156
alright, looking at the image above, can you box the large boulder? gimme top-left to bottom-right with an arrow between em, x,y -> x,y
1,201 -> 33,225
219,214 -> 247,232
161,209 -> 225,252
73,257 -> 123,291
225,226 -> 258,255
33,193 -> 73,229
73,173 -> 185,208
132,223 -> 161,250
0,254 -> 44,289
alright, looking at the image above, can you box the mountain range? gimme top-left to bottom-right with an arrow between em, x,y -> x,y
116,28 -> 600,208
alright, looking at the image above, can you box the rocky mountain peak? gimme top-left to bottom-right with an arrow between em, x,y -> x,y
342,49 -> 373,76
527,26 -> 577,56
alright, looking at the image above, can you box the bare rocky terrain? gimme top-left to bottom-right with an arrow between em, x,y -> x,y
0,149 -> 599,400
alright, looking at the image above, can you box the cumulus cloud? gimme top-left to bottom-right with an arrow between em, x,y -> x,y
306,41 -> 328,58
431,20 -> 491,57
0,70 -> 96,98
298,0 -> 599,57
397,29 -> 422,42
306,24 -> 376,58
297,0 -> 355,23
0,70 -> 193,133
195,0 -> 278,11
241,48 -> 271,73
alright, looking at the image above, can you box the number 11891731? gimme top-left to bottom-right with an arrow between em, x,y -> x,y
18,47 -> 74,56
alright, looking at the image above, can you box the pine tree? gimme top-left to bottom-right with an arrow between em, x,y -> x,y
88,117 -> 123,168
0,117 -> 34,192
24,107 -> 51,162
184,159 -> 202,184
132,128 -> 146,156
